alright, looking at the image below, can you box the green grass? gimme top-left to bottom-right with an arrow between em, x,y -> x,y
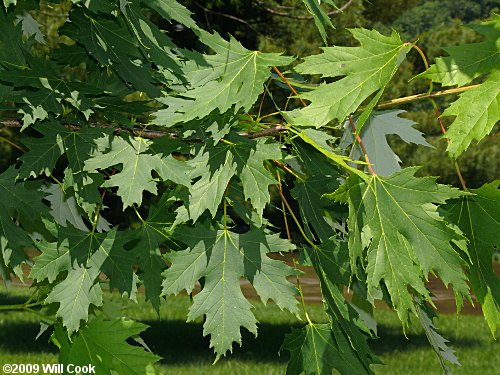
0,286 -> 497,375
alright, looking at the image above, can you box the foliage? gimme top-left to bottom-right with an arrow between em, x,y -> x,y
0,1 -> 498,375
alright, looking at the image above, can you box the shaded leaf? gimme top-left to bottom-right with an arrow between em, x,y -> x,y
416,300 -> 460,375
126,192 -> 177,311
153,30 -> 293,123
162,224 -> 299,359
43,226 -> 135,333
444,181 -> 500,336
55,317 -> 160,375
340,110 -> 432,176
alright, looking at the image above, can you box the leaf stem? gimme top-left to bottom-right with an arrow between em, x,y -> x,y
276,172 -> 310,322
91,204 -> 102,234
405,42 -> 433,95
430,101 -> 468,190
258,111 -> 281,120
272,160 -> 306,181
405,43 -> 466,190
133,205 -> 145,223
273,67 -> 308,107
257,78 -> 271,119
348,116 -> 376,176
406,42 -> 468,190
276,184 -> 316,248
0,135 -> 26,153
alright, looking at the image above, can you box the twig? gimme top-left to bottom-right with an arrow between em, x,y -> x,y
247,125 -> 288,138
270,71 -> 479,110
193,1 -> 267,37
252,0 -> 355,20
360,85 -> 479,111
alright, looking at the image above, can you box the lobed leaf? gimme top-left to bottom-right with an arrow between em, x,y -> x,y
286,28 -> 410,127
415,16 -> 500,158
444,181 -> 500,336
331,168 -> 469,322
340,110 -> 432,176
55,317 -> 160,375
162,224 -> 299,359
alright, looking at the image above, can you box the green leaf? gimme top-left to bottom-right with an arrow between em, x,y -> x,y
120,0 -> 184,80
340,110 -> 432,176
294,128 -> 367,179
0,209 -> 31,278
177,143 -> 234,223
15,12 -> 45,43
440,71 -> 500,158
415,16 -> 499,87
162,224 -> 299,359
84,134 -> 191,208
226,183 -> 270,228
63,126 -> 111,217
282,324 -> 342,375
54,317 -> 160,375
146,0 -> 200,31
18,123 -> 108,217
154,30 -> 293,123
0,53 -> 96,127
416,300 -> 460,375
30,241 -> 69,284
413,16 -> 499,158
44,226 -> 136,333
282,321 -> 376,375
300,0 -> 335,45
178,136 -> 281,222
0,166 -> 50,234
291,174 -> 341,242
41,184 -> 90,232
18,122 -> 69,179
64,8 -> 161,97
294,239 -> 379,375
444,181 -> 500,336
286,29 -> 410,127
331,168 -> 469,322
231,137 -> 281,217
127,192 -> 176,311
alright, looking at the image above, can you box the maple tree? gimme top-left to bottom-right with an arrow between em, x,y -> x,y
0,1 -> 498,374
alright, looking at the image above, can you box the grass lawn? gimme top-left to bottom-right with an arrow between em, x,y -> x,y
0,286 -> 497,375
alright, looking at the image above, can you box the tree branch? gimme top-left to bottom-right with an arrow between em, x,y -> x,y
0,120 -> 288,140
252,0 -> 355,20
